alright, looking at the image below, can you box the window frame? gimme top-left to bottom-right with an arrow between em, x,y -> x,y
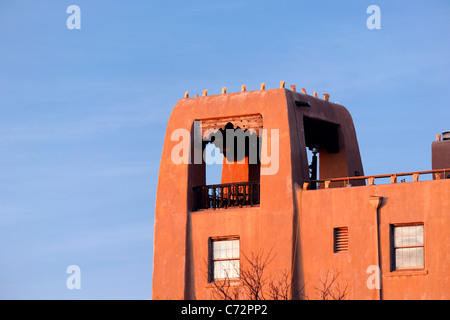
390,223 -> 425,272
209,236 -> 240,282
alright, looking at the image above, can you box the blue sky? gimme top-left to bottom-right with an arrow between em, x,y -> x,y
0,1 -> 449,299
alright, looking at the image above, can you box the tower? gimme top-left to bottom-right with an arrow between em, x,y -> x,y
152,84 -> 364,299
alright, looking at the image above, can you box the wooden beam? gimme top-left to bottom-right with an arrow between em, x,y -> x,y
199,114 -> 263,137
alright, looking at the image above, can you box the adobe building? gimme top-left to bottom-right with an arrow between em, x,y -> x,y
152,83 -> 450,300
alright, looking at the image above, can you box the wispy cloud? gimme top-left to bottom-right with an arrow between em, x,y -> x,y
42,222 -> 153,255
0,111 -> 161,144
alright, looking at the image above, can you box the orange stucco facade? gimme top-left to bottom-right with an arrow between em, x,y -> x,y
152,86 -> 450,300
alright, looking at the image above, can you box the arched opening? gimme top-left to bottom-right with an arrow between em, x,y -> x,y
203,122 -> 261,184
193,117 -> 262,211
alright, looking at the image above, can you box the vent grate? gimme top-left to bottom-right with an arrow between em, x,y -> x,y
334,227 -> 349,253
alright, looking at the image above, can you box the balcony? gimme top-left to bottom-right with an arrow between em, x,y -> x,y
193,181 -> 260,211
303,168 -> 450,190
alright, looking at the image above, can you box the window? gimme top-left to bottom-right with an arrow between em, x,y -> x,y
210,237 -> 240,281
334,227 -> 349,253
392,224 -> 424,270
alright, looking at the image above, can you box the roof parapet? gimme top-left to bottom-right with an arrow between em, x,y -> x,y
183,81 -> 332,102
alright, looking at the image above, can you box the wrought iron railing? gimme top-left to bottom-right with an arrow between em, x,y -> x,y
193,181 -> 260,211
303,168 -> 450,190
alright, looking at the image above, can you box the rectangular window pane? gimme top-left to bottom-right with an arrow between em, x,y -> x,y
212,238 -> 240,280
396,247 -> 404,268
229,260 -> 240,278
225,241 -> 233,259
395,247 -> 424,269
213,241 -> 220,259
395,225 -> 423,247
394,226 -> 403,247
213,260 -> 240,279
214,261 -> 224,279
393,224 -> 424,270
232,240 -> 240,258
416,226 -> 424,245
416,247 -> 424,267
213,239 -> 239,259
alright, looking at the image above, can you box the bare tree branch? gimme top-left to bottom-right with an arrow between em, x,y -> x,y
209,250 -> 348,300
315,270 -> 348,300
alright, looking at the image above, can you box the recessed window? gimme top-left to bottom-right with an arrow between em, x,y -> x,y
210,237 -> 240,281
334,227 -> 349,253
392,224 -> 424,270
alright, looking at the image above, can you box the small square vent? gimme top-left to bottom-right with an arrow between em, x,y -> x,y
334,227 -> 349,253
